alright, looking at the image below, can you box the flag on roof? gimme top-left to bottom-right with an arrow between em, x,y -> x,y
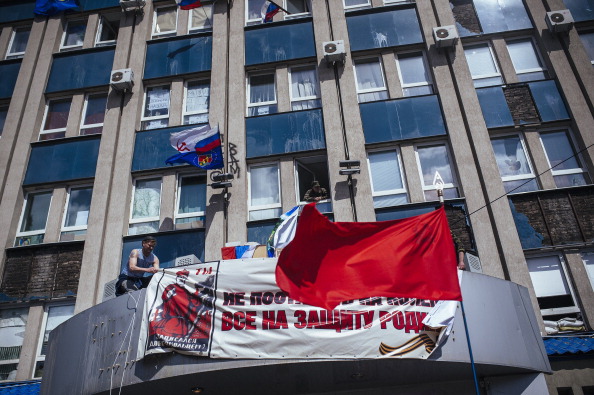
275,204 -> 462,310
34,0 -> 78,16
165,124 -> 224,170
177,0 -> 202,10
261,1 -> 282,23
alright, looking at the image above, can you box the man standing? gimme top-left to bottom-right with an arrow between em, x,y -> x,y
116,236 -> 160,295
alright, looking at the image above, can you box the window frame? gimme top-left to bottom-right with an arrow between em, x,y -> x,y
95,13 -> 119,47
15,190 -> 53,246
246,71 -> 278,117
464,42 -> 503,87
505,36 -> 548,82
175,174 -> 207,223
5,26 -> 31,60
60,184 -> 93,234
60,19 -> 87,52
343,0 -> 371,11
0,306 -> 29,381
141,84 -> 171,130
34,302 -> 75,379
288,64 -> 321,110
352,56 -> 389,103
490,132 -> 537,184
582,250 -> 594,294
246,0 -> 265,25
248,161 -> 282,220
578,30 -> 594,66
129,176 -> 163,233
40,97 -> 72,140
188,3 -> 214,33
283,0 -> 312,20
79,92 -> 108,136
182,79 -> 210,125
293,155 -> 332,207
539,129 -> 590,186
366,147 -> 409,208
0,104 -> 8,138
152,5 -> 179,38
414,142 -> 459,200
394,50 -> 434,97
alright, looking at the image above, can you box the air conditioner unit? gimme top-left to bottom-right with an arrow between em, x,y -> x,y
103,278 -> 119,302
433,25 -> 458,48
322,40 -> 346,65
175,254 -> 202,267
545,10 -> 574,33
120,0 -> 145,12
110,68 -> 134,92
464,251 -> 483,274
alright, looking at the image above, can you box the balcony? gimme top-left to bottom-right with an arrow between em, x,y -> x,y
0,59 -> 22,99
144,35 -> 212,80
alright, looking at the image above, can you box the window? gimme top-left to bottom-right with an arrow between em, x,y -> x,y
15,191 -> 52,246
189,4 -> 213,32
183,80 -> 210,125
353,58 -> 388,103
60,186 -> 93,241
141,85 -> 171,130
284,0 -> 310,18
95,14 -> 119,47
60,20 -> 86,51
540,131 -> 589,188
0,307 -> 28,381
527,255 -> 580,320
176,175 -> 206,225
491,135 -> 538,193
6,26 -> 30,59
506,38 -> 547,82
130,178 -> 162,235
80,93 -> 107,135
395,52 -> 433,97
416,144 -> 459,201
35,304 -> 75,378
464,43 -> 503,87
451,0 -> 532,36
289,66 -> 321,111
367,149 -> 408,208
0,105 -> 7,137
246,0 -> 265,25
343,0 -> 370,9
583,251 -> 594,293
40,98 -> 71,140
153,6 -> 178,37
247,72 -> 277,117
249,163 -> 281,221
579,31 -> 594,65
295,156 -> 331,212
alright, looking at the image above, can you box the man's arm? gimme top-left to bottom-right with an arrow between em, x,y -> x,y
128,250 -> 158,274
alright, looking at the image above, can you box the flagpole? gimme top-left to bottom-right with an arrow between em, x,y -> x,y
269,0 -> 290,14
436,181 -> 480,395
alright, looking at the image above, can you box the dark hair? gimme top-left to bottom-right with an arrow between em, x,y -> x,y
142,236 -> 157,243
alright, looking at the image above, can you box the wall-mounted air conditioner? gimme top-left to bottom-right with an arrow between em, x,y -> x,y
322,40 -> 346,65
175,254 -> 202,267
110,68 -> 134,92
464,251 -> 483,274
103,278 -> 119,302
433,25 -> 459,48
545,10 -> 574,33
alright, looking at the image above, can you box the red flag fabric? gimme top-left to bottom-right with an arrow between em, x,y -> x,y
275,204 -> 462,310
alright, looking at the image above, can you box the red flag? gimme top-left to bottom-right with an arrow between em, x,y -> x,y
275,204 -> 462,310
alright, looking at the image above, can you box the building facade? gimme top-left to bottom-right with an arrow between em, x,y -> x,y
0,0 -> 593,393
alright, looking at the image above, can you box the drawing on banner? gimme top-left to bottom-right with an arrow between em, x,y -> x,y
147,268 -> 215,354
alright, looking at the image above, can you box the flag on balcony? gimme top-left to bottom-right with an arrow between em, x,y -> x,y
266,205 -> 300,257
261,1 -> 282,23
166,124 -> 224,170
34,0 -> 79,16
275,204 -> 462,310
177,0 -> 202,10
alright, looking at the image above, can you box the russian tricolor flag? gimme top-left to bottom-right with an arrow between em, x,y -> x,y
166,124 -> 224,170
177,0 -> 202,10
261,1 -> 281,23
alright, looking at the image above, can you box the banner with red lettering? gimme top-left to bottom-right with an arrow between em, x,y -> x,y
139,259 -> 458,359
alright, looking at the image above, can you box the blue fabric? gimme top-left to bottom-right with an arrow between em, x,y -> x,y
178,0 -> 202,10
544,336 -> 594,356
165,129 -> 224,170
235,245 -> 250,258
0,380 -> 41,395
34,0 -> 78,16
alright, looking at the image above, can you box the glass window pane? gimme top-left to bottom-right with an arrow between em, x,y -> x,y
82,93 -> 107,128
474,0 -> 532,34
527,256 -> 571,297
249,74 -> 276,104
7,27 -> 30,56
63,187 -> 93,228
20,191 -> 52,233
491,136 -> 533,177
579,32 -> 594,64
0,105 -> 7,137
178,176 -> 206,215
63,20 -> 86,47
0,308 -> 28,361
41,305 -> 75,356
290,67 -> 319,100
464,44 -> 500,78
286,0 -> 309,14
541,131 -> 581,171
155,7 -> 177,35
344,0 -> 369,7
368,151 -> 404,192
144,86 -> 170,118
354,58 -> 386,91
185,81 -> 210,115
583,252 -> 594,292
507,39 -> 544,78
398,53 -> 430,87
190,4 -> 213,31
250,164 -> 280,207
97,14 -> 119,44
417,145 -> 456,187
247,0 -> 266,21
44,99 -> 71,131
132,179 -> 161,219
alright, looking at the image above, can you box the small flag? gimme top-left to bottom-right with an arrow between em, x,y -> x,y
34,0 -> 78,16
261,1 -> 281,23
177,0 -> 202,10
166,125 -> 224,170
275,204 -> 462,310
266,206 -> 299,257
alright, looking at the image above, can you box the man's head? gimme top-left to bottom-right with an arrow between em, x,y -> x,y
311,181 -> 320,190
142,236 -> 157,253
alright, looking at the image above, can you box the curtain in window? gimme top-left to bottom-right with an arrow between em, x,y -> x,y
155,8 -> 177,34
191,5 -> 213,30
250,165 -> 280,207
291,67 -> 320,110
355,60 -> 388,102
132,179 -> 161,219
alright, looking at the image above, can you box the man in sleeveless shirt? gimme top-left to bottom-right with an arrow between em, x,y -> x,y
116,236 -> 160,295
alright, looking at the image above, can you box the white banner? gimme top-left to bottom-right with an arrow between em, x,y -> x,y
140,259 -> 457,360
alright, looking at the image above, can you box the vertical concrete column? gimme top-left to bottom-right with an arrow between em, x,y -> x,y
490,37 -> 518,84
177,8 -> 189,35
564,252 -> 594,328
83,14 -> 99,49
0,17 -> 61,274
43,187 -> 67,243
276,66 -> 290,113
225,0 -> 249,245
280,157 -> 296,210
400,144 -> 425,203
159,173 -> 177,232
169,79 -> 184,125
0,26 -> 12,54
65,94 -> 84,138
310,0 -> 375,223
523,129 -> 556,190
381,51 -> 402,99
204,0 -> 230,260
15,304 -> 44,380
